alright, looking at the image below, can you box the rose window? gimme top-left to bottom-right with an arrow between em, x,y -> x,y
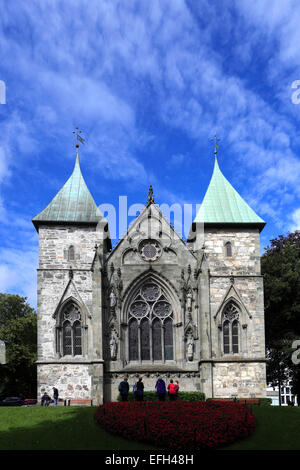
139,239 -> 162,261
141,283 -> 160,301
130,301 -> 149,318
153,301 -> 172,318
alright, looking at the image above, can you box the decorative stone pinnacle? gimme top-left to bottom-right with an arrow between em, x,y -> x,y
147,184 -> 155,205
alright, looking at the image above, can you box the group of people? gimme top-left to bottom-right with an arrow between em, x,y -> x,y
41,387 -> 59,406
118,376 -> 179,402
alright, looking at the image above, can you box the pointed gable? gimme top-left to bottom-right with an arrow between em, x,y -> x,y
32,151 -> 105,230
194,157 -> 265,231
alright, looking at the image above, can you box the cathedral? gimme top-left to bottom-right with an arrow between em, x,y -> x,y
33,144 -> 267,404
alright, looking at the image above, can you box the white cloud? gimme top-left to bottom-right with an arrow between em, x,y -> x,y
290,208 -> 300,232
0,247 -> 38,308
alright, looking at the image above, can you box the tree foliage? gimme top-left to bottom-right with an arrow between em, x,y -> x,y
261,231 -> 300,399
0,293 -> 37,397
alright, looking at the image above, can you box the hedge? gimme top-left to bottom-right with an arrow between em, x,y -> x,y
117,391 -> 206,402
258,398 -> 272,406
206,397 -> 272,406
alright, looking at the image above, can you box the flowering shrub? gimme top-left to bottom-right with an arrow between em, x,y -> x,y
94,400 -> 256,450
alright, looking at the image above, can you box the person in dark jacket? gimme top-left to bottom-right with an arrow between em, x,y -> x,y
52,387 -> 59,407
135,377 -> 144,401
41,392 -> 51,406
118,377 -> 129,401
155,377 -> 166,401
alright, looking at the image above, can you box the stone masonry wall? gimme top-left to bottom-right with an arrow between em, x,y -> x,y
38,363 -> 93,400
200,227 -> 266,398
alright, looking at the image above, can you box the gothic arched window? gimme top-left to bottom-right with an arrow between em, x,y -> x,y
222,302 -> 239,354
61,303 -> 82,356
225,241 -> 232,257
128,282 -> 173,362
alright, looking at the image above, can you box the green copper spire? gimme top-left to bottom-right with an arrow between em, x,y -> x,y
32,151 -> 104,230
194,156 -> 265,230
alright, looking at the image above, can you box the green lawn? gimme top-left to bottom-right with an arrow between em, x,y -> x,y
222,406 -> 300,451
0,405 -> 299,451
0,406 -> 157,450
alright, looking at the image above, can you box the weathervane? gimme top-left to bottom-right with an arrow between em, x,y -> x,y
73,127 -> 85,148
210,134 -> 220,157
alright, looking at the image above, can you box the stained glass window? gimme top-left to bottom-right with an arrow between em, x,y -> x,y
129,319 -> 139,361
74,321 -> 82,355
63,321 -> 72,355
128,282 -> 173,362
232,320 -> 239,353
222,303 -> 240,354
223,321 -> 230,354
164,318 -> 173,360
141,319 -> 150,360
152,318 -> 162,361
61,304 -> 83,356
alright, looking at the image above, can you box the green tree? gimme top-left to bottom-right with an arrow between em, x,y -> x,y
0,294 -> 37,397
262,231 -> 300,404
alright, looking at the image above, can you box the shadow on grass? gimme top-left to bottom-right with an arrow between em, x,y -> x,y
0,407 -> 158,451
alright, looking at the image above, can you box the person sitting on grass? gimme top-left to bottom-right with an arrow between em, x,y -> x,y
41,392 -> 51,406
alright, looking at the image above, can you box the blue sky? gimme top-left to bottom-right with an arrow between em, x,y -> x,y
1,0 -> 300,308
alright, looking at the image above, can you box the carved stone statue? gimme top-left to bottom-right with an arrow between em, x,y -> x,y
187,335 -> 194,361
110,331 -> 117,360
186,289 -> 192,311
109,290 -> 116,308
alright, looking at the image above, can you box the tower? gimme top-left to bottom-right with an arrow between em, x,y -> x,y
33,149 -> 111,405
190,155 -> 266,398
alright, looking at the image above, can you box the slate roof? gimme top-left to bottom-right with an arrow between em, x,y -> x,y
194,157 -> 265,230
32,152 -> 105,230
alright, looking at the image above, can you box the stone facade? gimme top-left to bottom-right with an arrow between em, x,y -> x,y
35,203 -> 267,404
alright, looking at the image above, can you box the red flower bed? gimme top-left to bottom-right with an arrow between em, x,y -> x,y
94,400 -> 256,450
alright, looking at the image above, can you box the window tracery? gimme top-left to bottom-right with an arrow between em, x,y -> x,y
58,303 -> 83,357
222,302 -> 239,354
128,282 -> 173,361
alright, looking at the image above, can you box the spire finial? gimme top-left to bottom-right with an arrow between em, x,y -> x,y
147,184 -> 155,205
210,134 -> 220,157
73,127 -> 85,149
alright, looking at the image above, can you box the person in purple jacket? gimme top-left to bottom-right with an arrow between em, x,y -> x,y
155,377 -> 166,401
